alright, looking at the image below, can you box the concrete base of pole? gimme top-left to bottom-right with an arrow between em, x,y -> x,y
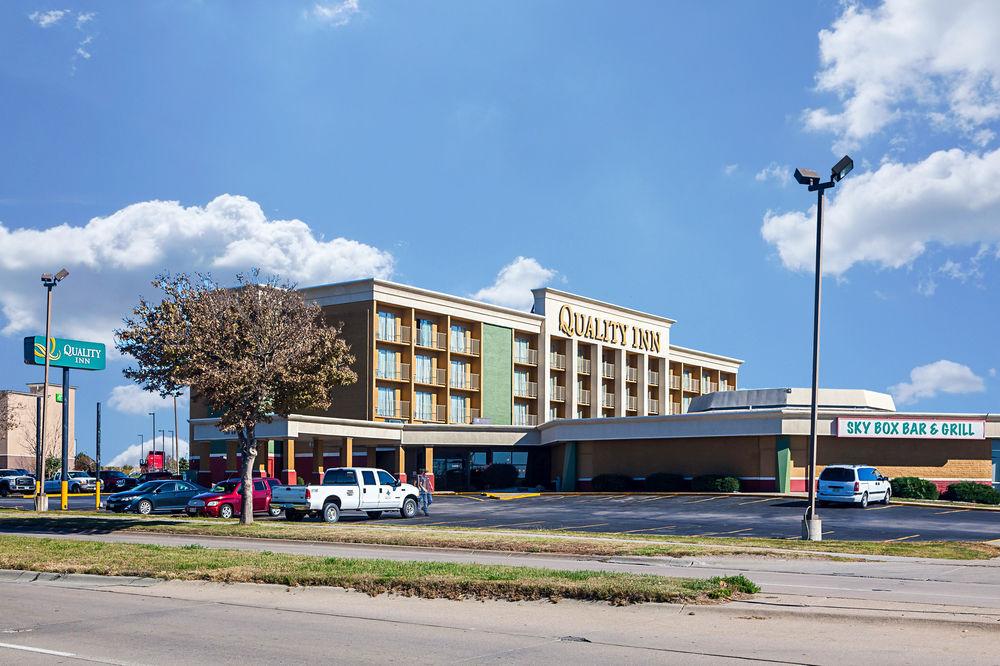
34,493 -> 49,512
801,517 -> 823,541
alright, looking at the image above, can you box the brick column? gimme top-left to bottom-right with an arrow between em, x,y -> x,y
424,446 -> 434,491
342,437 -> 354,468
395,446 -> 407,483
366,446 -> 377,467
283,439 -> 296,484
313,438 -> 324,483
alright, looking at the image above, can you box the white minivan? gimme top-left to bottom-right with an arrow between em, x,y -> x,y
817,465 -> 891,508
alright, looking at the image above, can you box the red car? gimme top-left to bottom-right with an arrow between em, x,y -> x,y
185,477 -> 283,518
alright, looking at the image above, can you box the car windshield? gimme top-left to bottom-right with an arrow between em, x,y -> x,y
820,468 -> 855,482
130,482 -> 162,493
211,481 -> 240,494
69,472 -> 89,478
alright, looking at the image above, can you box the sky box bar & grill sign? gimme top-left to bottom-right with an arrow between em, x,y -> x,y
23,336 -> 107,371
837,416 -> 985,440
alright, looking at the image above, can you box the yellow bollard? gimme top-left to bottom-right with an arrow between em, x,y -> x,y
95,481 -> 101,510
35,480 -> 41,498
61,479 -> 68,511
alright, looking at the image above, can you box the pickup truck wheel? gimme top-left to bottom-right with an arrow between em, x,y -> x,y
366,511 -> 383,520
285,509 -> 304,522
219,504 -> 234,519
400,497 -> 417,519
267,505 -> 282,517
0,483 -> 8,498
323,502 -> 340,524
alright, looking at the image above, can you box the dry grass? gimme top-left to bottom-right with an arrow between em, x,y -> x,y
0,534 -> 757,605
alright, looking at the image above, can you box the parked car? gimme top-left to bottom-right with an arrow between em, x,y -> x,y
97,470 -> 137,492
817,465 -> 891,508
104,480 -> 207,514
134,470 -> 176,483
271,467 -> 420,523
0,469 -> 36,497
186,477 -> 283,518
43,470 -> 97,494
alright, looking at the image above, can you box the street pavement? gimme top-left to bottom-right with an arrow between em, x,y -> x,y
1,572 -> 998,665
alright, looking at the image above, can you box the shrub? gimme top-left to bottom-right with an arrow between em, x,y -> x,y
943,481 -> 1000,505
691,475 -> 741,493
644,473 -> 688,492
590,474 -> 635,492
483,463 -> 519,489
890,476 -> 939,500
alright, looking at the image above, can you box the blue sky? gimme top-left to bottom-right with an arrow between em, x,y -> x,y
2,1 -> 999,465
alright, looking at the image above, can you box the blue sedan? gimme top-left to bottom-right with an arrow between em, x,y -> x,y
104,480 -> 208,515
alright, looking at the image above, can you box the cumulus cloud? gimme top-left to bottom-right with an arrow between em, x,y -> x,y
29,9 -> 69,27
108,384 -> 188,415
889,359 -> 985,406
754,162 -> 789,186
761,147 -> 1000,275
0,194 -> 394,345
310,0 -> 360,26
723,164 -> 739,176
107,438 -> 190,468
804,0 -> 1000,149
472,256 -> 557,310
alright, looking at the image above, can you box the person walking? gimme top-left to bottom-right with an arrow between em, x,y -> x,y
417,468 -> 433,517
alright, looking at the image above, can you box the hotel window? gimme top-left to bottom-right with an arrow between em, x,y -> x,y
682,396 -> 692,413
451,359 -> 467,387
450,395 -> 466,423
415,354 -> 432,384
376,349 -> 396,379
514,369 -> 529,395
377,311 -> 396,340
450,324 -> 467,352
417,319 -> 434,347
377,386 -> 396,417
414,391 -> 433,421
513,402 -> 528,425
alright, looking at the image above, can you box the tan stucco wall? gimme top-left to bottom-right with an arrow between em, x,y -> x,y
796,435 -> 992,480
576,436 -> 775,479
0,385 -> 75,470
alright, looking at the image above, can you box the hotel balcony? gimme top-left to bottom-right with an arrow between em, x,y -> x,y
376,401 -> 410,420
514,381 -> 538,399
577,358 -> 591,375
415,332 -> 447,351
377,325 -> 411,345
413,404 -> 446,423
669,375 -> 681,390
648,398 -> 659,414
577,389 -> 591,406
549,352 -> 566,370
514,413 -> 539,426
550,385 -> 566,402
625,367 -> 638,383
449,338 -> 481,357
648,370 -> 659,386
720,382 -> 731,392
449,408 -> 481,425
413,368 -> 446,387
626,395 -> 638,412
671,401 -> 682,414
601,392 -> 616,409
601,362 -> 615,379
376,363 -> 410,382
450,373 -> 480,391
514,348 -> 538,366
683,379 -> 700,393
703,381 -> 719,393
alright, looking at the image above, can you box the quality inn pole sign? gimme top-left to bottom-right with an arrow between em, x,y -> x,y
23,336 -> 106,371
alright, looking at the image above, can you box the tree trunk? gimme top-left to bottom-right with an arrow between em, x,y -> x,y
237,426 -> 257,525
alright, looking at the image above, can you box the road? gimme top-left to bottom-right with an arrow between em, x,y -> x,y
0,572 -> 997,665
10,492 -> 997,542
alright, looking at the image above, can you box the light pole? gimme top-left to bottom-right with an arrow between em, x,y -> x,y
137,434 -> 144,469
168,430 -> 176,475
148,412 -> 155,470
35,268 -> 69,512
159,429 -> 166,470
793,155 -> 853,541
172,394 -> 180,475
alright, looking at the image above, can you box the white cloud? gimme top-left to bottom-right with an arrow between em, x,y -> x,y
310,0 -> 360,26
0,194 -> 394,346
472,256 -> 556,310
107,438 -> 189,468
990,368 -> 997,378
75,12 -> 95,29
916,277 -> 937,297
29,9 -> 69,28
754,162 -> 789,186
761,147 -> 1000,275
889,359 -> 985,406
723,164 -> 739,176
108,384 -> 188,415
804,0 -> 1000,149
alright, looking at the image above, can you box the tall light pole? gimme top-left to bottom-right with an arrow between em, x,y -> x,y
148,412 -> 155,470
173,394 -> 180,476
159,429 -> 166,470
137,434 -> 144,468
35,268 -> 69,512
168,430 -> 176,475
793,155 -> 853,542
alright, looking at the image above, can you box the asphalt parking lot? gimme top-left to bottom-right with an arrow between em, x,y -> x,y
1,493 -> 998,541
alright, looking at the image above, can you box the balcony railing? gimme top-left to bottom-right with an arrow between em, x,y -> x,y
376,363 -> 410,382
413,404 -> 446,423
376,400 -> 410,419
376,324 -> 411,344
648,370 -> 659,386
550,385 -> 566,402
577,357 -> 591,375
514,381 -> 538,398
514,348 -> 538,365
703,381 -> 719,393
513,413 -> 538,426
449,337 -> 481,356
648,398 -> 659,414
720,382 -> 731,392
549,352 -> 566,370
671,401 -> 682,414
415,331 -> 447,350
449,408 -> 481,425
577,388 -> 591,406
602,392 -> 616,409
625,367 -> 638,383
669,375 -> 681,390
413,368 -> 446,386
626,395 -> 638,412
601,362 -> 616,379
450,373 -> 480,391
683,378 -> 700,392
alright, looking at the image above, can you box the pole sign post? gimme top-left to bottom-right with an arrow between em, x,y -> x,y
23,336 -> 106,371
837,416 -> 985,440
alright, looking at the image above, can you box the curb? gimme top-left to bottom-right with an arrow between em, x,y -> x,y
0,568 -> 161,587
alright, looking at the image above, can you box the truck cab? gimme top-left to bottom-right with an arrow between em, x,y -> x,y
270,467 -> 420,523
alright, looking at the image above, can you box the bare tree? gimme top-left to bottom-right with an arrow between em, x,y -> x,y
116,271 -> 356,524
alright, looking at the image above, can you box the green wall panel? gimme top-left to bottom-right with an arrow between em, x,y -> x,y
775,436 -> 791,493
481,323 -> 513,425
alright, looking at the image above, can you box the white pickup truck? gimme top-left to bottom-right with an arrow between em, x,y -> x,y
270,467 -> 421,523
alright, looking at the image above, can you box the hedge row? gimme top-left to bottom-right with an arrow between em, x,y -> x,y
891,477 -> 1000,505
589,473 -> 741,493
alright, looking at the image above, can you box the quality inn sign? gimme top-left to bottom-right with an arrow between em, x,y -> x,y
837,416 -> 984,440
23,336 -> 106,371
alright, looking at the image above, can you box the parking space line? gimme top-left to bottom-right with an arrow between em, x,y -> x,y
867,504 -> 900,511
560,523 -> 608,531
624,525 -> 676,533
638,496 -> 673,502
884,534 -> 920,542
718,528 -> 754,535
686,496 -> 726,503
498,521 -> 546,527
738,498 -> 776,505
0,642 -> 75,658
934,509 -> 969,515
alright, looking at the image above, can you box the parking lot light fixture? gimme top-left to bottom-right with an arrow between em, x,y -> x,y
35,268 -> 69,512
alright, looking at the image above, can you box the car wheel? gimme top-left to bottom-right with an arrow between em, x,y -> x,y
399,497 -> 417,519
323,502 -> 340,524
285,509 -> 304,522
0,483 -> 8,498
366,511 -> 383,520
883,488 -> 891,504
859,492 -> 869,509
267,505 -> 282,517
219,504 -> 234,519
136,499 -> 153,515
70,484 -> 81,493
